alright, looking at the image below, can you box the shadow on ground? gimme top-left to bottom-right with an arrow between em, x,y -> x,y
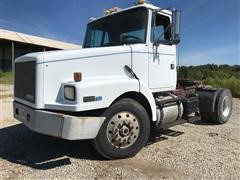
192,119 -> 219,126
0,124 -> 103,170
0,123 -> 184,170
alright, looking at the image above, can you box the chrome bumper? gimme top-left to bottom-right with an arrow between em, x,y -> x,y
13,101 -> 105,140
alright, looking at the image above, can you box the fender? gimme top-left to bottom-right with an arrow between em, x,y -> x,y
139,81 -> 157,121
196,87 -> 222,113
45,76 -> 157,122
105,79 -> 157,122
45,76 -> 139,111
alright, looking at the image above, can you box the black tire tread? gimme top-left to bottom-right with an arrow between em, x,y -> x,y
201,89 -> 232,124
93,98 -> 151,159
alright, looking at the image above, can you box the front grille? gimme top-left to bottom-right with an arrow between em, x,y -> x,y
15,61 -> 36,103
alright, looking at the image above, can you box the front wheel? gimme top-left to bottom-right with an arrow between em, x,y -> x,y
93,98 -> 150,159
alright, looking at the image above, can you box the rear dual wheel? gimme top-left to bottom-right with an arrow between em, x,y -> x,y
201,89 -> 233,124
212,89 -> 233,124
93,98 -> 150,159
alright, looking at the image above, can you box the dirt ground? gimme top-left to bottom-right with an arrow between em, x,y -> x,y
0,84 -> 239,179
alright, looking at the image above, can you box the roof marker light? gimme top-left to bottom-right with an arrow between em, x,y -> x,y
74,72 -> 82,82
138,0 -> 145,4
89,17 -> 96,22
104,7 -> 121,15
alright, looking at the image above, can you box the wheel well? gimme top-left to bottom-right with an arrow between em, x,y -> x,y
111,91 -> 153,121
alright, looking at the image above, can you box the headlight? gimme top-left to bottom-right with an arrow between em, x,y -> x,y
64,86 -> 76,101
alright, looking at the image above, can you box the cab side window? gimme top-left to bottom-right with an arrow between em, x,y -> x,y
151,13 -> 171,43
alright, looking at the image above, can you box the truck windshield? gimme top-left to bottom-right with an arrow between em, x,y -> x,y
83,7 -> 148,48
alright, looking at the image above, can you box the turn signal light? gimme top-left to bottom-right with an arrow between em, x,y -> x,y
74,72 -> 82,82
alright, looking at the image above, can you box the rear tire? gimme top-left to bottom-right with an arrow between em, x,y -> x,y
212,89 -> 233,124
201,89 -> 233,124
93,98 -> 150,159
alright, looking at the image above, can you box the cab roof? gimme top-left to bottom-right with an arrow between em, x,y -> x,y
90,3 -> 172,23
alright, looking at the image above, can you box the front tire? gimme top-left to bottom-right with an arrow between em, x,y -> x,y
93,98 -> 150,159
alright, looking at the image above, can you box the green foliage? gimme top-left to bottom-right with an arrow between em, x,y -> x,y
0,70 -> 13,84
203,76 -> 240,98
178,64 -> 240,98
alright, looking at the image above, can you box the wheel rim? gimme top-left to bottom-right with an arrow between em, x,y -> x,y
222,96 -> 231,117
106,112 -> 140,149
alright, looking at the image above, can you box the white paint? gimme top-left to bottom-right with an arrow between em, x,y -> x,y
45,76 -> 139,111
14,3 -> 178,139
148,11 -> 177,91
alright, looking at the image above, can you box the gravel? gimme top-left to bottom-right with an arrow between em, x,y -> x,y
0,84 -> 239,179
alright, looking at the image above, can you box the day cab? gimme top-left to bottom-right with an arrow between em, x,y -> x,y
13,1 -> 232,159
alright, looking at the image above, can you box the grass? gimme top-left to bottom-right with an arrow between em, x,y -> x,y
203,76 -> 240,98
0,94 -> 13,99
178,65 -> 240,98
0,71 -> 13,84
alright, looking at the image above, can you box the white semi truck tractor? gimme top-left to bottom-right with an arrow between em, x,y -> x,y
13,1 -> 233,159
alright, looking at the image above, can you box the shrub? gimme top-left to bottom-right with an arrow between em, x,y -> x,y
0,70 -> 13,84
178,64 -> 240,98
203,76 -> 240,98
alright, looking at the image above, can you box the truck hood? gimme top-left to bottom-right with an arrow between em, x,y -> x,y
34,46 -> 130,64
41,45 -> 132,105
15,46 -> 131,65
14,45 -> 133,109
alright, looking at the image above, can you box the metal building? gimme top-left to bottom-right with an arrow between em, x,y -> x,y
0,29 -> 81,71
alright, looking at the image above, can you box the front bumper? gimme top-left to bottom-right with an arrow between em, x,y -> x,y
13,101 -> 105,140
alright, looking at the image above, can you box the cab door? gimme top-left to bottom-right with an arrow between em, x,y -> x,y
148,12 -> 177,91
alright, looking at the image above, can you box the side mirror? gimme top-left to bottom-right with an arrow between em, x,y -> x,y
171,9 -> 181,45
